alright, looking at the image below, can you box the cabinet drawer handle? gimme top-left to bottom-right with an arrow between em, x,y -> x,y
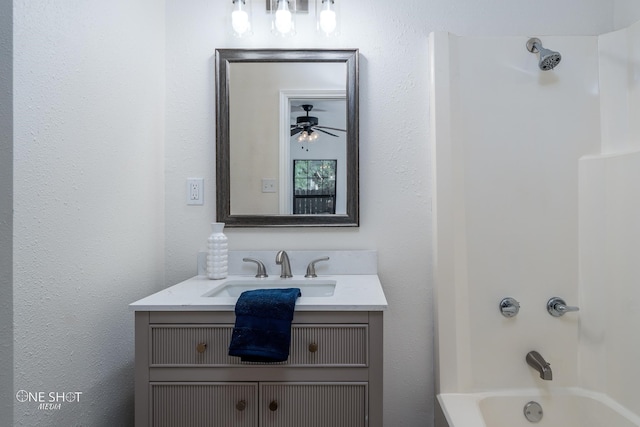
308,342 -> 318,353
236,400 -> 246,411
196,342 -> 207,353
269,400 -> 278,411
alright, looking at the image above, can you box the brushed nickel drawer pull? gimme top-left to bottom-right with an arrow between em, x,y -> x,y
308,342 -> 318,353
236,400 -> 246,411
196,342 -> 207,353
269,400 -> 278,411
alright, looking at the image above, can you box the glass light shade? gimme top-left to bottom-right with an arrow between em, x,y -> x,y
272,0 -> 296,36
297,130 -> 320,143
317,0 -> 339,36
231,0 -> 252,37
297,130 -> 309,142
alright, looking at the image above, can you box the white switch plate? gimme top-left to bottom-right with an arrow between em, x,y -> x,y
187,178 -> 204,205
261,178 -> 277,193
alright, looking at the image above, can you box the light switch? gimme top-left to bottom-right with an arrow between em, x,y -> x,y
261,179 -> 277,193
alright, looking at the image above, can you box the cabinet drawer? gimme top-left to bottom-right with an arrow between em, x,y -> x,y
260,382 -> 368,427
150,324 -> 368,367
150,382 -> 257,427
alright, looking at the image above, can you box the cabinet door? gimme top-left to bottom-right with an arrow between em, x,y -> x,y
150,382 -> 257,427
260,382 -> 367,427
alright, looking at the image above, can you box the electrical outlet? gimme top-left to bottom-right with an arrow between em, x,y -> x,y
262,178 -> 277,193
187,178 -> 204,205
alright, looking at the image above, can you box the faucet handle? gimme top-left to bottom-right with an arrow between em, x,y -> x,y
305,257 -> 330,278
547,297 -> 579,317
499,297 -> 520,318
242,258 -> 268,278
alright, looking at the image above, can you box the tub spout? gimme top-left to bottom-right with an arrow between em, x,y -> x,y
526,351 -> 552,380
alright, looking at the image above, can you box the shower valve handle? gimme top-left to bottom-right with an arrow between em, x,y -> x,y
547,297 -> 579,317
499,297 -> 520,318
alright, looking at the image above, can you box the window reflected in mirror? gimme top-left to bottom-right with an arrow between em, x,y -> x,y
293,159 -> 337,214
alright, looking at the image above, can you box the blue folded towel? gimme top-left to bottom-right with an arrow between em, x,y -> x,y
228,288 -> 301,363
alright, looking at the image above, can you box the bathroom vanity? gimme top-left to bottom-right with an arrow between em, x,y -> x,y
130,251 -> 387,427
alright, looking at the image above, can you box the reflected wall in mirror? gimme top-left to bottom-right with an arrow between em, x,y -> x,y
216,49 -> 359,227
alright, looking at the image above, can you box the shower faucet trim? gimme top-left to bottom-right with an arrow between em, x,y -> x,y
526,350 -> 553,380
547,297 -> 579,317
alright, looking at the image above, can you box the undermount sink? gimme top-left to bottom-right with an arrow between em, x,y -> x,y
203,279 -> 337,298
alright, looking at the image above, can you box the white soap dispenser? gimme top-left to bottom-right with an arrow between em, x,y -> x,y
206,222 -> 228,279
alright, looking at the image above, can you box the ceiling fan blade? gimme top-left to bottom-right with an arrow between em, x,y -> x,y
315,125 -> 347,132
315,128 -> 339,137
291,128 -> 303,136
291,105 -> 327,112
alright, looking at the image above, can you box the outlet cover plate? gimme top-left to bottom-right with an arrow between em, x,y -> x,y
187,178 -> 204,205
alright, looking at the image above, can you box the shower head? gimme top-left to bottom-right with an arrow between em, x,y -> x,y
526,37 -> 561,71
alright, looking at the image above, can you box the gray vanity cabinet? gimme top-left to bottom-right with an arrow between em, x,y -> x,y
135,311 -> 383,427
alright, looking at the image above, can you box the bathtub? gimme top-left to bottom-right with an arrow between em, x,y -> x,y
437,388 -> 640,427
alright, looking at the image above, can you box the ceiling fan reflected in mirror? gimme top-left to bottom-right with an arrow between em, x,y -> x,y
290,104 -> 346,145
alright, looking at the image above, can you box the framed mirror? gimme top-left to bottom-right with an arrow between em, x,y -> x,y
215,49 -> 359,227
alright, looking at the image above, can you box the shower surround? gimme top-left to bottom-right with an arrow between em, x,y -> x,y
431,20 -> 640,426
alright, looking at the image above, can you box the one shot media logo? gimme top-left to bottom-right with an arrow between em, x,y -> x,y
16,390 -> 82,410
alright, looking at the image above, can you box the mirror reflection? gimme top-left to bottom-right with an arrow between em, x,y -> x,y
290,100 -> 346,215
216,49 -> 359,227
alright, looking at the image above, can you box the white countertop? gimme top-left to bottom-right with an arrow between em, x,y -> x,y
129,274 -> 388,312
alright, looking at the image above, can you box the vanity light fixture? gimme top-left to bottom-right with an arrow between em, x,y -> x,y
271,0 -> 296,36
317,0 -> 339,36
232,0 -> 338,37
231,0 -> 252,37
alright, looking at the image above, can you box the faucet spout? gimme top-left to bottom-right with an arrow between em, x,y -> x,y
526,351 -> 553,380
275,250 -> 293,278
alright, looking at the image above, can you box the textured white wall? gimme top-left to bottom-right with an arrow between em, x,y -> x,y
13,1 -> 165,425
0,0 -> 13,425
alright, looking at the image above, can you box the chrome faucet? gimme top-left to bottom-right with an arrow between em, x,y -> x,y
526,351 -> 552,380
275,250 -> 292,278
547,297 -> 579,317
